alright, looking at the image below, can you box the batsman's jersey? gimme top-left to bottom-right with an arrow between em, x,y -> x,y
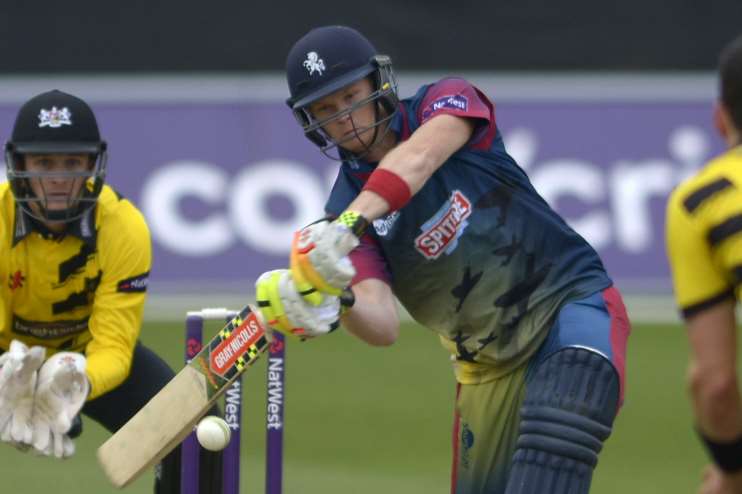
666,145 -> 742,317
0,183 -> 151,399
326,78 -> 612,383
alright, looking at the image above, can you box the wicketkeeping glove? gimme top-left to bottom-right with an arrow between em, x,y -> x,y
0,340 -> 46,445
32,430 -> 75,459
290,211 -> 369,305
31,352 -> 88,459
256,269 -> 348,338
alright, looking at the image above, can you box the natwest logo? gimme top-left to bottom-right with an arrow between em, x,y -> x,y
422,94 -> 469,120
415,190 -> 472,260
210,313 -> 262,376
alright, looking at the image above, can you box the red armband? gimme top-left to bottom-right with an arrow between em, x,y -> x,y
361,168 -> 412,212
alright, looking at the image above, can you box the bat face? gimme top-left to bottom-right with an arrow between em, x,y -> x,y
97,305 -> 269,488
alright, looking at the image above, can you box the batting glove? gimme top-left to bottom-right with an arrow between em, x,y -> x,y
256,269 -> 351,338
0,340 -> 46,445
290,211 -> 368,305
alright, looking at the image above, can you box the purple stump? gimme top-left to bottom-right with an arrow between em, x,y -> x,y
265,332 -> 286,494
182,314 -> 203,494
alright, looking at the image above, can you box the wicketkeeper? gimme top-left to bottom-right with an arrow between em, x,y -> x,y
0,90 -> 220,493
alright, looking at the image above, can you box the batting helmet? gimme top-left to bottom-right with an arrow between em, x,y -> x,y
5,90 -> 108,223
285,25 -> 398,157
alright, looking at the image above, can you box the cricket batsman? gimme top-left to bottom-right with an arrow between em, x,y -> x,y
0,90 -> 220,493
255,25 -> 631,493
666,34 -> 742,494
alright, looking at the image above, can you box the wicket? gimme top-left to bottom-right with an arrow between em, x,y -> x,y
182,308 -> 286,494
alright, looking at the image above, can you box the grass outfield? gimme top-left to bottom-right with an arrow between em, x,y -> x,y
0,322 -> 719,493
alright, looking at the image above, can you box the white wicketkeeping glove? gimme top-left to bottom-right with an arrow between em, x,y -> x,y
0,340 -> 46,445
32,430 -> 75,459
31,352 -> 88,459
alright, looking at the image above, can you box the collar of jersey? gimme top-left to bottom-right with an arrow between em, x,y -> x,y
12,205 -> 97,248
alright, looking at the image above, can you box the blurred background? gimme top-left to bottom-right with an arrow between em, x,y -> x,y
1,1 -> 742,492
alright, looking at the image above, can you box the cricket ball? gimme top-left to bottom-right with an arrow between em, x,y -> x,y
196,415 -> 231,451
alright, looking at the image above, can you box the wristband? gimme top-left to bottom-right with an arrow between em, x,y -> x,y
361,168 -> 412,212
336,210 -> 369,237
698,429 -> 742,472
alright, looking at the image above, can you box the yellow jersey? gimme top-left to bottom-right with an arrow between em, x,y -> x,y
0,182 -> 151,399
666,145 -> 742,317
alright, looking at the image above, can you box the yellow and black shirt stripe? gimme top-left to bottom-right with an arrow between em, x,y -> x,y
0,183 -> 151,399
666,145 -> 742,318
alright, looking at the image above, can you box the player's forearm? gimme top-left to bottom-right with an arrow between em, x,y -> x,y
346,115 -> 474,221
85,349 -> 130,400
345,145 -> 434,221
86,301 -> 142,399
689,363 -> 742,439
685,301 -> 742,439
341,279 -> 399,346
342,305 -> 399,346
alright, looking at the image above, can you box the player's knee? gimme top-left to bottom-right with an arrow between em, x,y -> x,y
506,348 -> 620,493
525,346 -> 620,428
521,347 -> 620,451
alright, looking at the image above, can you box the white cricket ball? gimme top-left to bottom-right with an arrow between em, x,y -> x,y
196,416 -> 231,452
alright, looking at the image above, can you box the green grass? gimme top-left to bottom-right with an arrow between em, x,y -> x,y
0,322 -> 722,493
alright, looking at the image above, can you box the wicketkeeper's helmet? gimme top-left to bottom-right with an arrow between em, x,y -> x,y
285,25 -> 399,157
5,89 -> 108,223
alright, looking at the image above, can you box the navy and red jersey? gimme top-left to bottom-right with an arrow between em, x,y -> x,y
326,78 -> 612,382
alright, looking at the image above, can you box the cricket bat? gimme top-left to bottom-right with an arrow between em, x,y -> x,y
97,304 -> 269,488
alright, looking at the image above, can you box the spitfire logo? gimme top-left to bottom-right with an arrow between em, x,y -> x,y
38,107 -> 72,128
415,191 -> 472,259
303,52 -> 326,76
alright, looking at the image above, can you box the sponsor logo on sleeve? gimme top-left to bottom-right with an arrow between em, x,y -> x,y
415,191 -> 472,260
422,94 -> 469,120
116,272 -> 149,293
372,211 -> 400,237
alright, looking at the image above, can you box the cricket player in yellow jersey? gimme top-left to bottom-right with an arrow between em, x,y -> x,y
666,34 -> 742,494
0,90 -> 220,493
